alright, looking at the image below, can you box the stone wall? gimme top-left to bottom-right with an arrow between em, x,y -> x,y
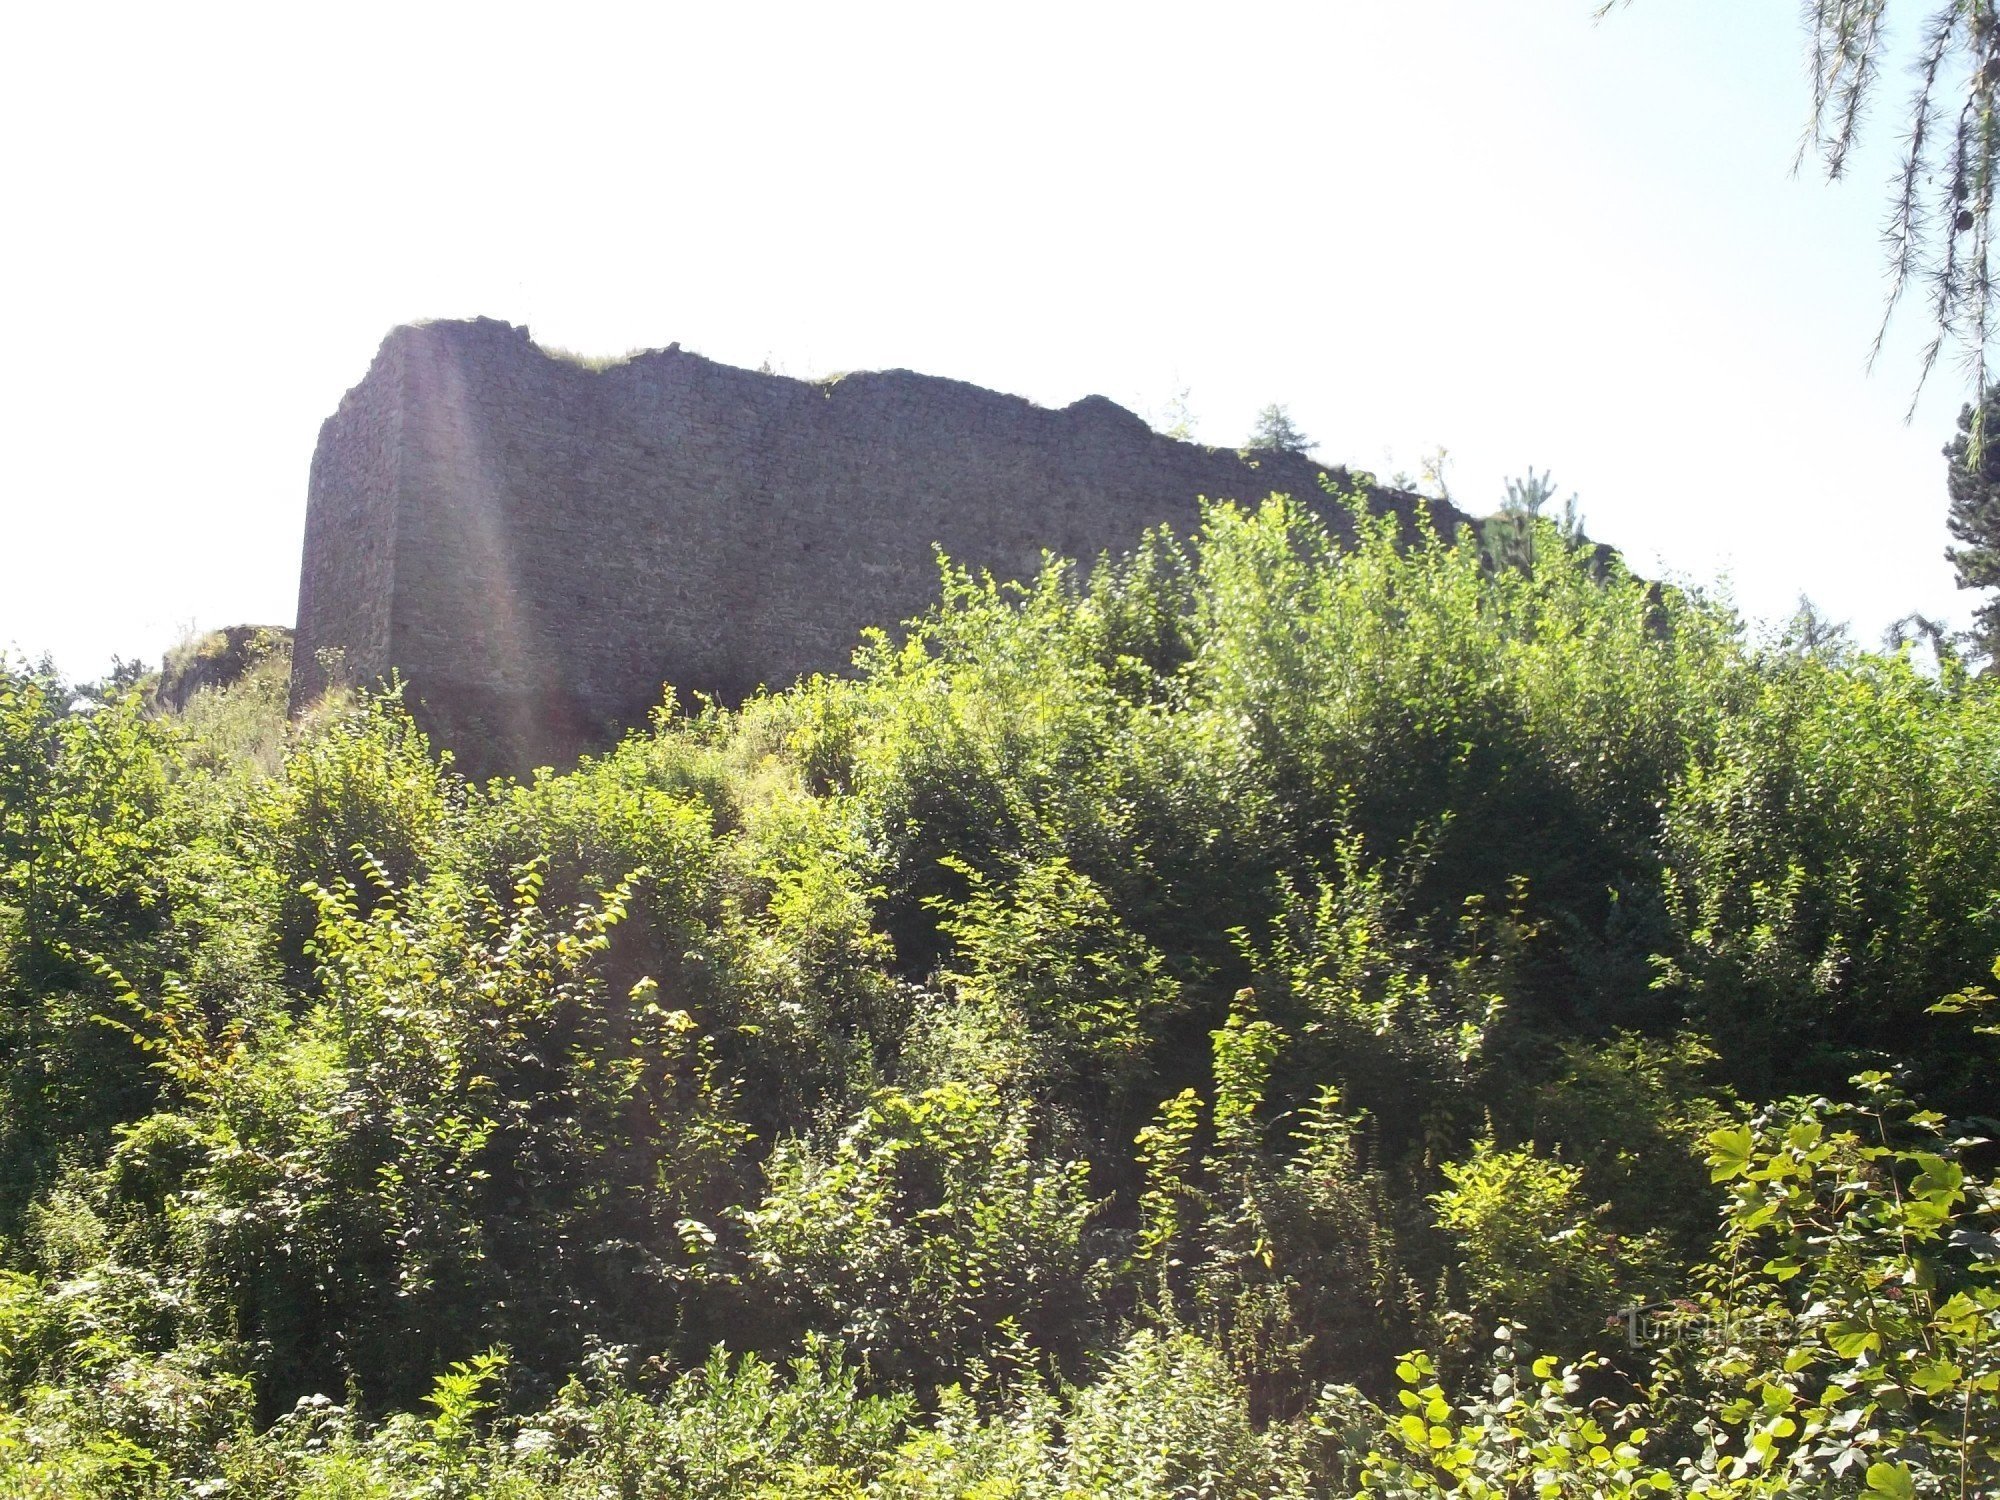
291,318 -> 1466,771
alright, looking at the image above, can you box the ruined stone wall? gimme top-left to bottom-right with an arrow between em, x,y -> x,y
292,318 -> 1463,771
291,334 -> 405,714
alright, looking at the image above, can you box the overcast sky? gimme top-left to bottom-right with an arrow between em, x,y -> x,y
0,1 -> 1976,677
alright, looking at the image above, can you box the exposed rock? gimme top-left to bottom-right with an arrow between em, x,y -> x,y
157,625 -> 293,715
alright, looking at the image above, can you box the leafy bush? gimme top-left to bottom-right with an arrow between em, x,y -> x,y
0,663 -> 186,1227
936,852 -> 1183,1104
1352,1074 -> 2000,1498
1431,1140 -> 1664,1349
742,1071 -> 1107,1385
1658,649 -> 2000,1105
3,497 -> 1999,1490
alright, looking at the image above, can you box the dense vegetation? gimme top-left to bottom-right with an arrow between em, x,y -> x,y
3,495 -> 1996,1496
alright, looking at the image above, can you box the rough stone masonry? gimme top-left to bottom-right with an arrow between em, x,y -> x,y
291,317 -> 1464,772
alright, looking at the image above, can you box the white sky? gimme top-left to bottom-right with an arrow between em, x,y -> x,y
0,1 -> 1978,677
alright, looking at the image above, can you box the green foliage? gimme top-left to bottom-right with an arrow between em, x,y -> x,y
1945,381 -> 2000,660
97,862 -> 754,1412
1056,1328 -> 1285,1497
742,1074 -> 1105,1385
936,853 -> 1182,1102
1177,498 -> 1728,1032
1672,1074 -> 2000,1494
1352,1078 -> 2000,1498
0,661 -> 186,1227
708,769 -> 907,1125
244,684 -> 460,975
1245,844 -> 1508,1130
1132,999 -> 1420,1407
6,495 -> 2000,1490
167,626 -> 294,778
1431,1140 -> 1663,1349
1480,467 -> 1584,574
0,1255 -> 252,1497
1245,402 -> 1313,455
1657,647 -> 2000,1105
1512,1030 -> 1736,1256
0,662 -> 180,966
1133,1086 -> 1203,1279
1355,1335 -> 1671,1498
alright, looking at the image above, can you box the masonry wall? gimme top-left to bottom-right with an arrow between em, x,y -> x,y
292,318 -> 1463,771
290,334 -> 404,715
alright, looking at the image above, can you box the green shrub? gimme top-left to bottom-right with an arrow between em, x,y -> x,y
244,687 -> 459,975
4,495 -> 2000,1490
1432,1140 -> 1664,1349
743,1074 -> 1106,1385
936,852 -> 1183,1104
1659,650 -> 2000,1104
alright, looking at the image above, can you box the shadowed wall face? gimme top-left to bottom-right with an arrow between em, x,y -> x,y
292,318 -> 1454,773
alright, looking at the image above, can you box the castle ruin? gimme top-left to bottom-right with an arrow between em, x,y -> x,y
292,318 -> 1460,771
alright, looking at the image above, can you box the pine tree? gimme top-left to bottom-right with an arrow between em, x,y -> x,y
1944,384 -> 2000,658
1481,467 -> 1584,573
1245,404 -> 1311,456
